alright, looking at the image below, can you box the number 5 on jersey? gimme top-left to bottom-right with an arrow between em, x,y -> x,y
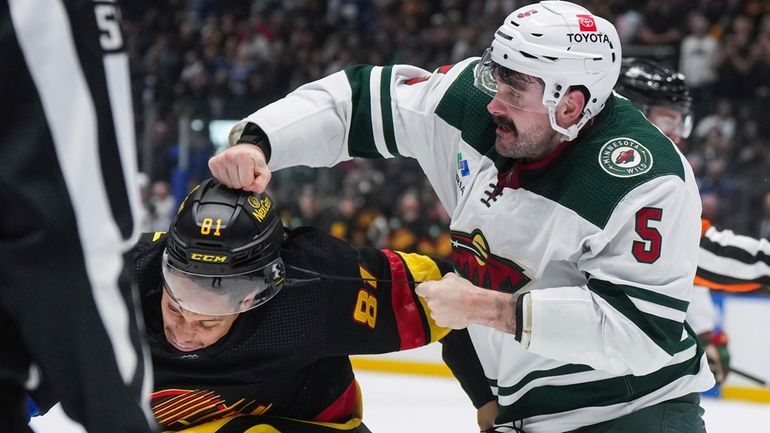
633,207 -> 662,263
94,3 -> 123,51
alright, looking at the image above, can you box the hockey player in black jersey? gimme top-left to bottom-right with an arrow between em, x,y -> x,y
131,178 -> 492,432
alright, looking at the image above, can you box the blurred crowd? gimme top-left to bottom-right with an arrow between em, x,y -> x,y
125,0 -> 770,256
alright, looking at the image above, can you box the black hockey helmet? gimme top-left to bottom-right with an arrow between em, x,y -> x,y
616,58 -> 693,138
162,178 -> 286,315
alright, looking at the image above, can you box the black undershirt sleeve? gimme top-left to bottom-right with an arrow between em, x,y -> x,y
237,122 -> 272,163
441,329 -> 496,409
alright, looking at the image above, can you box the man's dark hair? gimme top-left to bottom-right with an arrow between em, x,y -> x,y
491,63 -> 590,109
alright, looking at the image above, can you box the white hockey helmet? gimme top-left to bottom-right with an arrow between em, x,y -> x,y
475,1 -> 622,140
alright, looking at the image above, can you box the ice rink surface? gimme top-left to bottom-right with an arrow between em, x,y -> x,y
31,371 -> 770,432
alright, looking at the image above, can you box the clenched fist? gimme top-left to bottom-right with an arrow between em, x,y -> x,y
208,144 -> 271,192
416,273 -> 518,334
416,273 -> 478,329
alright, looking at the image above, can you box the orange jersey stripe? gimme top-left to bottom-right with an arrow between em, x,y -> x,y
693,275 -> 762,293
700,218 -> 712,237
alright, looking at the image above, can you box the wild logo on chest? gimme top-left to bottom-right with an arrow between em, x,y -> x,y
450,229 -> 530,293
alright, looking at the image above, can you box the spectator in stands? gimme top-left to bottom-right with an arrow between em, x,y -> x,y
636,0 -> 688,47
325,194 -> 362,242
147,180 -> 175,232
700,159 -> 737,216
701,192 -> 722,227
694,99 -> 736,142
750,32 -> 770,125
679,12 -> 720,120
715,14 -> 757,101
388,189 -> 426,253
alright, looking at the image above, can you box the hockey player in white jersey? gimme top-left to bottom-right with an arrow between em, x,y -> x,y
209,1 -> 714,431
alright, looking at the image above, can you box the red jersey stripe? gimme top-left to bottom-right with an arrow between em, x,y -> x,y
383,249 -> 426,350
314,379 -> 361,422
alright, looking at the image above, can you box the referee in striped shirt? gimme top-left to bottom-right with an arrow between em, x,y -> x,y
1,1 -> 156,431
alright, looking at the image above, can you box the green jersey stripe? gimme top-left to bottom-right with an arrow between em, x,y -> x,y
589,277 -> 689,312
497,344 -> 704,422
488,364 -> 594,396
345,65 -> 383,158
588,278 -> 686,355
492,339 -> 696,397
379,66 -> 400,157
622,284 -> 690,312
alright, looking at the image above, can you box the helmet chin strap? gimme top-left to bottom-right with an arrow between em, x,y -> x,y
545,96 -> 594,142
547,107 -> 592,141
547,106 -> 573,141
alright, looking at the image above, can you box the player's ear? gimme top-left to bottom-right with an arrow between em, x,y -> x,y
556,88 -> 586,127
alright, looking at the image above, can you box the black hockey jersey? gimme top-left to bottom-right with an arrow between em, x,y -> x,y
134,227 -> 487,431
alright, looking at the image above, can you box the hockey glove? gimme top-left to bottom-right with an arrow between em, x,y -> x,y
699,330 -> 731,384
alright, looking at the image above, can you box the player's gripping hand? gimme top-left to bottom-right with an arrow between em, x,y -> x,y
416,273 -> 477,329
418,273 -> 519,334
208,144 -> 271,193
699,330 -> 731,384
477,400 -> 498,432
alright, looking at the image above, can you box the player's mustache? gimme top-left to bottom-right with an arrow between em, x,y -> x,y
491,115 -> 516,132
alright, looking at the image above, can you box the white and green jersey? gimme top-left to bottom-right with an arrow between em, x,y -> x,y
243,58 -> 714,432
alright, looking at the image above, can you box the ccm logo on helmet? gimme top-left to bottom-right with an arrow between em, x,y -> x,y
567,32 -> 610,44
576,14 -> 597,32
190,253 -> 228,263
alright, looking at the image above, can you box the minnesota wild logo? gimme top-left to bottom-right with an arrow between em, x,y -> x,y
450,229 -> 530,293
598,137 -> 653,178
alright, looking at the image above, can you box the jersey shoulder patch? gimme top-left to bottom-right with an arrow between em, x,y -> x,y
597,137 -> 654,178
591,95 -> 686,183
522,95 -> 687,229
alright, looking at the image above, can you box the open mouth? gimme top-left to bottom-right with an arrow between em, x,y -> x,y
492,116 -> 516,136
